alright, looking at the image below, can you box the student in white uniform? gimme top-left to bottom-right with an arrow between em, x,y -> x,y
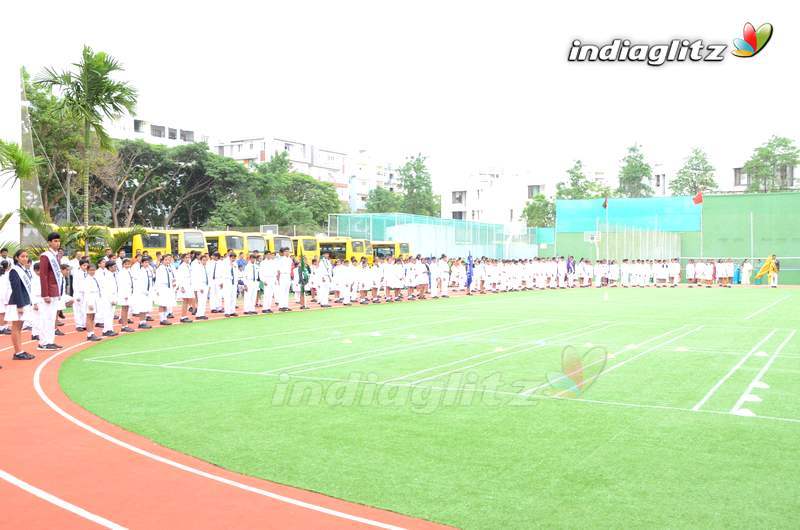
99,260 -> 119,336
669,258 -> 681,287
191,254 -> 210,320
740,259 -> 753,286
133,257 -> 154,329
275,247 -> 293,311
175,253 -> 195,322
242,254 -> 259,314
259,251 -> 277,314
208,252 -> 224,313
316,252 -> 334,307
72,259 -> 89,331
27,263 -> 42,341
154,255 -> 177,325
117,258 -> 136,332
82,263 -> 103,341
222,252 -> 240,317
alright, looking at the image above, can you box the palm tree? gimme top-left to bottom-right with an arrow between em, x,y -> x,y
35,46 -> 137,245
0,139 -> 39,184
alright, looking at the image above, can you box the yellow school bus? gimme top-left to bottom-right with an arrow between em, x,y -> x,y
205,231 -> 246,256
244,233 -> 294,255
291,236 -> 319,262
317,237 -> 372,264
168,229 -> 208,255
372,241 -> 411,260
127,229 -> 170,257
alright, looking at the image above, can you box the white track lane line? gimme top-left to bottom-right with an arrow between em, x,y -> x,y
691,329 -> 777,412
0,467 -> 126,529
731,330 -> 797,415
410,323 -> 614,385
385,321 -> 610,385
34,347 -> 405,530
743,295 -> 792,321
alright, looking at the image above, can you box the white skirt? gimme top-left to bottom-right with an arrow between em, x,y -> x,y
155,289 -> 176,308
132,292 -> 153,314
4,304 -> 32,322
83,294 -> 101,315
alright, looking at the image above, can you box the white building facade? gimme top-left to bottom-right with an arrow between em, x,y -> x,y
213,137 -> 401,211
440,170 -> 552,225
105,115 -> 209,148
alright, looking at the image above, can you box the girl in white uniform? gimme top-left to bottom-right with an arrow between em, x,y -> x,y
176,254 -> 195,321
117,258 -> 136,332
81,263 -> 103,341
155,255 -> 177,325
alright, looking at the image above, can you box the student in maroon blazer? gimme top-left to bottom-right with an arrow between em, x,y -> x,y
38,232 -> 64,351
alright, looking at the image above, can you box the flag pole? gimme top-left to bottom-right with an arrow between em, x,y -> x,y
605,198 -> 609,261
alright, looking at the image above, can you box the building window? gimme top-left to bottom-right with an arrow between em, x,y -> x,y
168,128 -> 177,140
527,184 -> 541,198
217,147 -> 224,156
237,144 -> 242,152
150,125 -> 165,138
249,143 -> 253,150
133,119 -> 144,133
734,167 -> 750,187
779,165 -> 795,188
180,130 -> 194,142
452,211 -> 465,220
655,174 -> 661,187
452,190 -> 466,204
284,143 -> 292,151
510,209 -> 514,221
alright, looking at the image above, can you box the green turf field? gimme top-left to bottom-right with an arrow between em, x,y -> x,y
60,288 -> 800,529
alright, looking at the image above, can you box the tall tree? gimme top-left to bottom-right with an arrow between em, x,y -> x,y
743,136 -> 800,193
521,193 -> 555,227
670,147 -> 717,195
399,154 -> 440,216
555,160 -> 611,199
617,144 -> 653,198
36,45 -> 137,234
365,187 -> 403,213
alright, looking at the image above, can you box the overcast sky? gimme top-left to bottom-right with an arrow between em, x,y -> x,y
4,1 -> 799,191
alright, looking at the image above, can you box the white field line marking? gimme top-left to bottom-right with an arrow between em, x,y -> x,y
34,350 -> 405,530
691,329 -> 777,412
270,317 -> 550,375
743,295 -> 792,321
410,323 -> 614,385
81,355 -> 800,426
158,316 -> 466,367
384,321 -> 610,385
731,330 -> 797,414
86,315 -> 411,361
519,325 -> 690,397
0,467 -> 126,529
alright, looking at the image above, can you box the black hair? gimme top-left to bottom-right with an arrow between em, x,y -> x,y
12,248 -> 26,264
33,262 -> 40,272
47,232 -> 61,242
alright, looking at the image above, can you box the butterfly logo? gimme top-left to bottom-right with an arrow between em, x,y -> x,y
732,22 -> 773,58
542,345 -> 608,398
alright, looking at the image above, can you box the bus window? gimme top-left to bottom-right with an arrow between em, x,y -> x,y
169,234 -> 179,255
319,243 -> 346,261
352,240 -> 364,253
400,243 -> 410,255
142,233 -> 167,249
303,239 -> 317,252
184,231 -> 206,249
274,236 -> 293,253
247,236 -> 266,253
226,235 -> 243,251
375,246 -> 394,258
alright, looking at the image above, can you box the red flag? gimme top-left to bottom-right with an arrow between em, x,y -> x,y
602,197 -> 608,209
693,191 -> 703,205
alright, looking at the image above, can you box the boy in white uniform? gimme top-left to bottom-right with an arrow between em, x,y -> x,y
275,248 -> 293,311
100,260 -> 119,336
259,252 -> 277,313
72,259 -> 89,331
208,253 -> 224,313
336,259 -> 353,305
222,253 -> 240,316
82,263 -> 103,342
669,258 -> 681,287
242,254 -> 259,314
317,252 -> 333,307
